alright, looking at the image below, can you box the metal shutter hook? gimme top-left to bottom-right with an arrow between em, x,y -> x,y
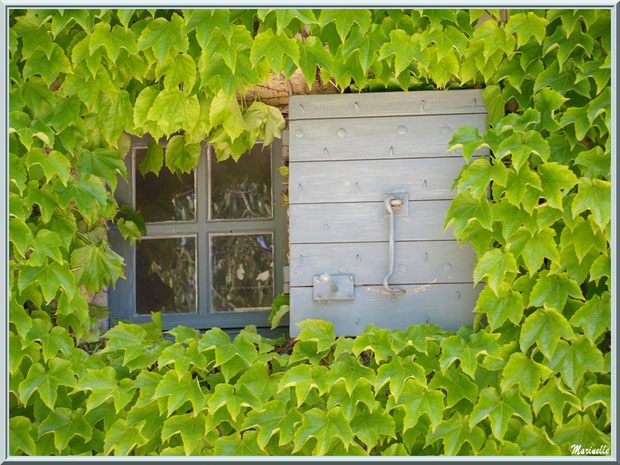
383,195 -> 407,295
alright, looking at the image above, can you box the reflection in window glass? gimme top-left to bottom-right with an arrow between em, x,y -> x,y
211,234 -> 273,312
136,236 -> 197,314
135,148 -> 196,222
210,144 -> 272,220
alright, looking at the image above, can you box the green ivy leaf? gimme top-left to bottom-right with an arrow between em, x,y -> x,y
447,126 -> 484,163
503,165 -> 542,208
375,355 -> 427,401
506,12 -> 548,47
481,84 -> 505,127
520,307 -> 575,358
209,90 -> 247,142
38,407 -> 92,451
440,330 -> 501,378
529,271 -> 583,310
18,262 -> 75,302
570,292 -> 610,343
445,190 -> 493,237
250,29 -> 300,71
572,178 -> 611,229
534,87 -> 567,132
516,424 -> 561,455
262,104 -> 286,146
139,139 -> 164,176
161,412 -> 207,455
24,182 -> 58,223
101,322 -> 148,366
507,227 -> 560,276
532,377 -> 579,425
78,366 -> 137,412
458,157 -> 507,199
500,352 -> 552,399
18,358 -> 77,409
293,406 -> 354,455
590,254 -> 610,283
351,403 -> 396,451
89,23 -> 137,62
28,229 -> 64,266
152,370 -> 207,416
70,243 -> 124,294
133,86 -> 159,129
164,134 -> 201,175
147,88 -> 200,136
183,9 -> 232,49
587,86 -> 610,123
553,414 -> 610,451
352,326 -> 394,362
137,15 -> 188,62
9,217 -> 33,260
215,431 -> 267,456
574,147 -> 610,179
157,53 -> 197,90
100,90 -> 133,146
475,285 -> 524,331
242,399 -> 302,448
473,249 -> 518,293
379,29 -> 422,76
429,365 -> 478,408
278,364 -> 328,407
22,43 -> 71,85
583,384 -> 610,411
536,162 -> 579,210
298,36 -> 333,86
103,418 -> 149,455
77,148 -> 127,188
9,417 -> 37,456
559,105 -> 590,140
425,412 -> 485,455
319,9 -> 372,42
326,355 -> 375,395
546,337 -> 604,390
296,319 -> 336,352
470,386 -> 532,440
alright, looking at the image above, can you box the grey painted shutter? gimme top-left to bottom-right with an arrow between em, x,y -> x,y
288,89 -> 488,336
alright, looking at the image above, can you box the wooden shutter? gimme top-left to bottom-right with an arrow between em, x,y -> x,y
288,89 -> 488,336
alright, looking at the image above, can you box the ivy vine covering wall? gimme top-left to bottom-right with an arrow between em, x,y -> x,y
8,8 -> 611,456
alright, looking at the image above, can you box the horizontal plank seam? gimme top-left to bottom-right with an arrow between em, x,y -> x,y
291,282 -> 476,288
289,110 -> 487,121
288,154 -> 486,163
289,239 -> 459,245
290,198 -> 457,205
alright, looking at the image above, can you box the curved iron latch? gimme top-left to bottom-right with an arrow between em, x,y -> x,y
383,193 -> 408,295
318,272 -> 338,292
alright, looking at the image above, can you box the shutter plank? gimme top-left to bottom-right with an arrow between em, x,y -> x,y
290,200 -> 454,243
289,283 -> 481,336
289,241 -> 475,286
289,89 -> 486,120
290,157 -> 468,204
289,113 -> 488,162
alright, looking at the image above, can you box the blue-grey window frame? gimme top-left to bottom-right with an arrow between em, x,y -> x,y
108,135 -> 288,331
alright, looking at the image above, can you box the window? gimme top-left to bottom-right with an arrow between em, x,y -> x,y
108,136 -> 287,330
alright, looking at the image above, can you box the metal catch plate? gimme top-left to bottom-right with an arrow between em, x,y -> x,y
384,192 -> 409,217
313,274 -> 355,301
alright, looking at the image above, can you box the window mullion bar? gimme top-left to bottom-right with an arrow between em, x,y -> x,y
197,145 -> 210,315
205,220 -> 277,234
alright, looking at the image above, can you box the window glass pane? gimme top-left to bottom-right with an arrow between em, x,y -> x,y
135,148 -> 196,222
210,144 -> 272,220
136,236 -> 197,314
211,234 -> 273,311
